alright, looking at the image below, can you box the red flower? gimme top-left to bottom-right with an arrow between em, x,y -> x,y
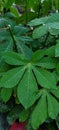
10,122 -> 26,130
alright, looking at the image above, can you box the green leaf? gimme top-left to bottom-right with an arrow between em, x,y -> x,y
16,42 -> 32,60
0,41 -> 13,56
0,30 -> 10,41
49,28 -> 59,35
0,67 -> 25,88
45,46 -> 55,57
56,62 -> 59,74
55,41 -> 59,57
33,67 -> 56,89
50,87 -> 59,99
31,94 -> 47,130
10,6 -> 19,17
35,57 -> 56,69
28,17 -> 48,26
19,109 -> 29,122
13,25 -> 29,35
1,88 -> 12,103
47,13 -> 59,23
47,22 -> 59,29
47,93 -> 59,119
2,52 -> 26,65
17,68 -> 38,108
33,25 -> 48,39
31,49 -> 45,62
5,0 -> 15,9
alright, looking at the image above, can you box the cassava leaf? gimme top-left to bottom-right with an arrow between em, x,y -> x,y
17,68 -> 38,108
31,94 -> 47,130
16,42 -> 32,60
2,52 -> 27,65
33,67 -> 56,89
50,87 -> 59,99
35,57 -> 56,69
31,49 -> 45,62
0,67 -> 25,88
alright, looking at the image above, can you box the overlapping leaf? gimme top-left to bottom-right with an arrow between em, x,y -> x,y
31,89 -> 59,129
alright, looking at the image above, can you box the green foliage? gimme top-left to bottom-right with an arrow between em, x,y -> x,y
1,88 -> 12,103
0,1 -> 59,130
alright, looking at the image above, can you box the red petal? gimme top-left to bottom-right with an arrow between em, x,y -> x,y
10,122 -> 26,130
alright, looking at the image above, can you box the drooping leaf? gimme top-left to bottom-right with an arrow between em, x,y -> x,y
17,68 -> 38,108
31,94 -> 47,130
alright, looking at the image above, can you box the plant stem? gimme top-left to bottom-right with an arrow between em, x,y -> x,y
8,25 -> 16,45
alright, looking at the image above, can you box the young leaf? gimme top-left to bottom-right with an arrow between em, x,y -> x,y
0,67 -> 25,88
31,94 -> 47,130
33,67 -> 56,89
17,68 -> 38,108
1,88 -> 12,103
47,93 -> 59,119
